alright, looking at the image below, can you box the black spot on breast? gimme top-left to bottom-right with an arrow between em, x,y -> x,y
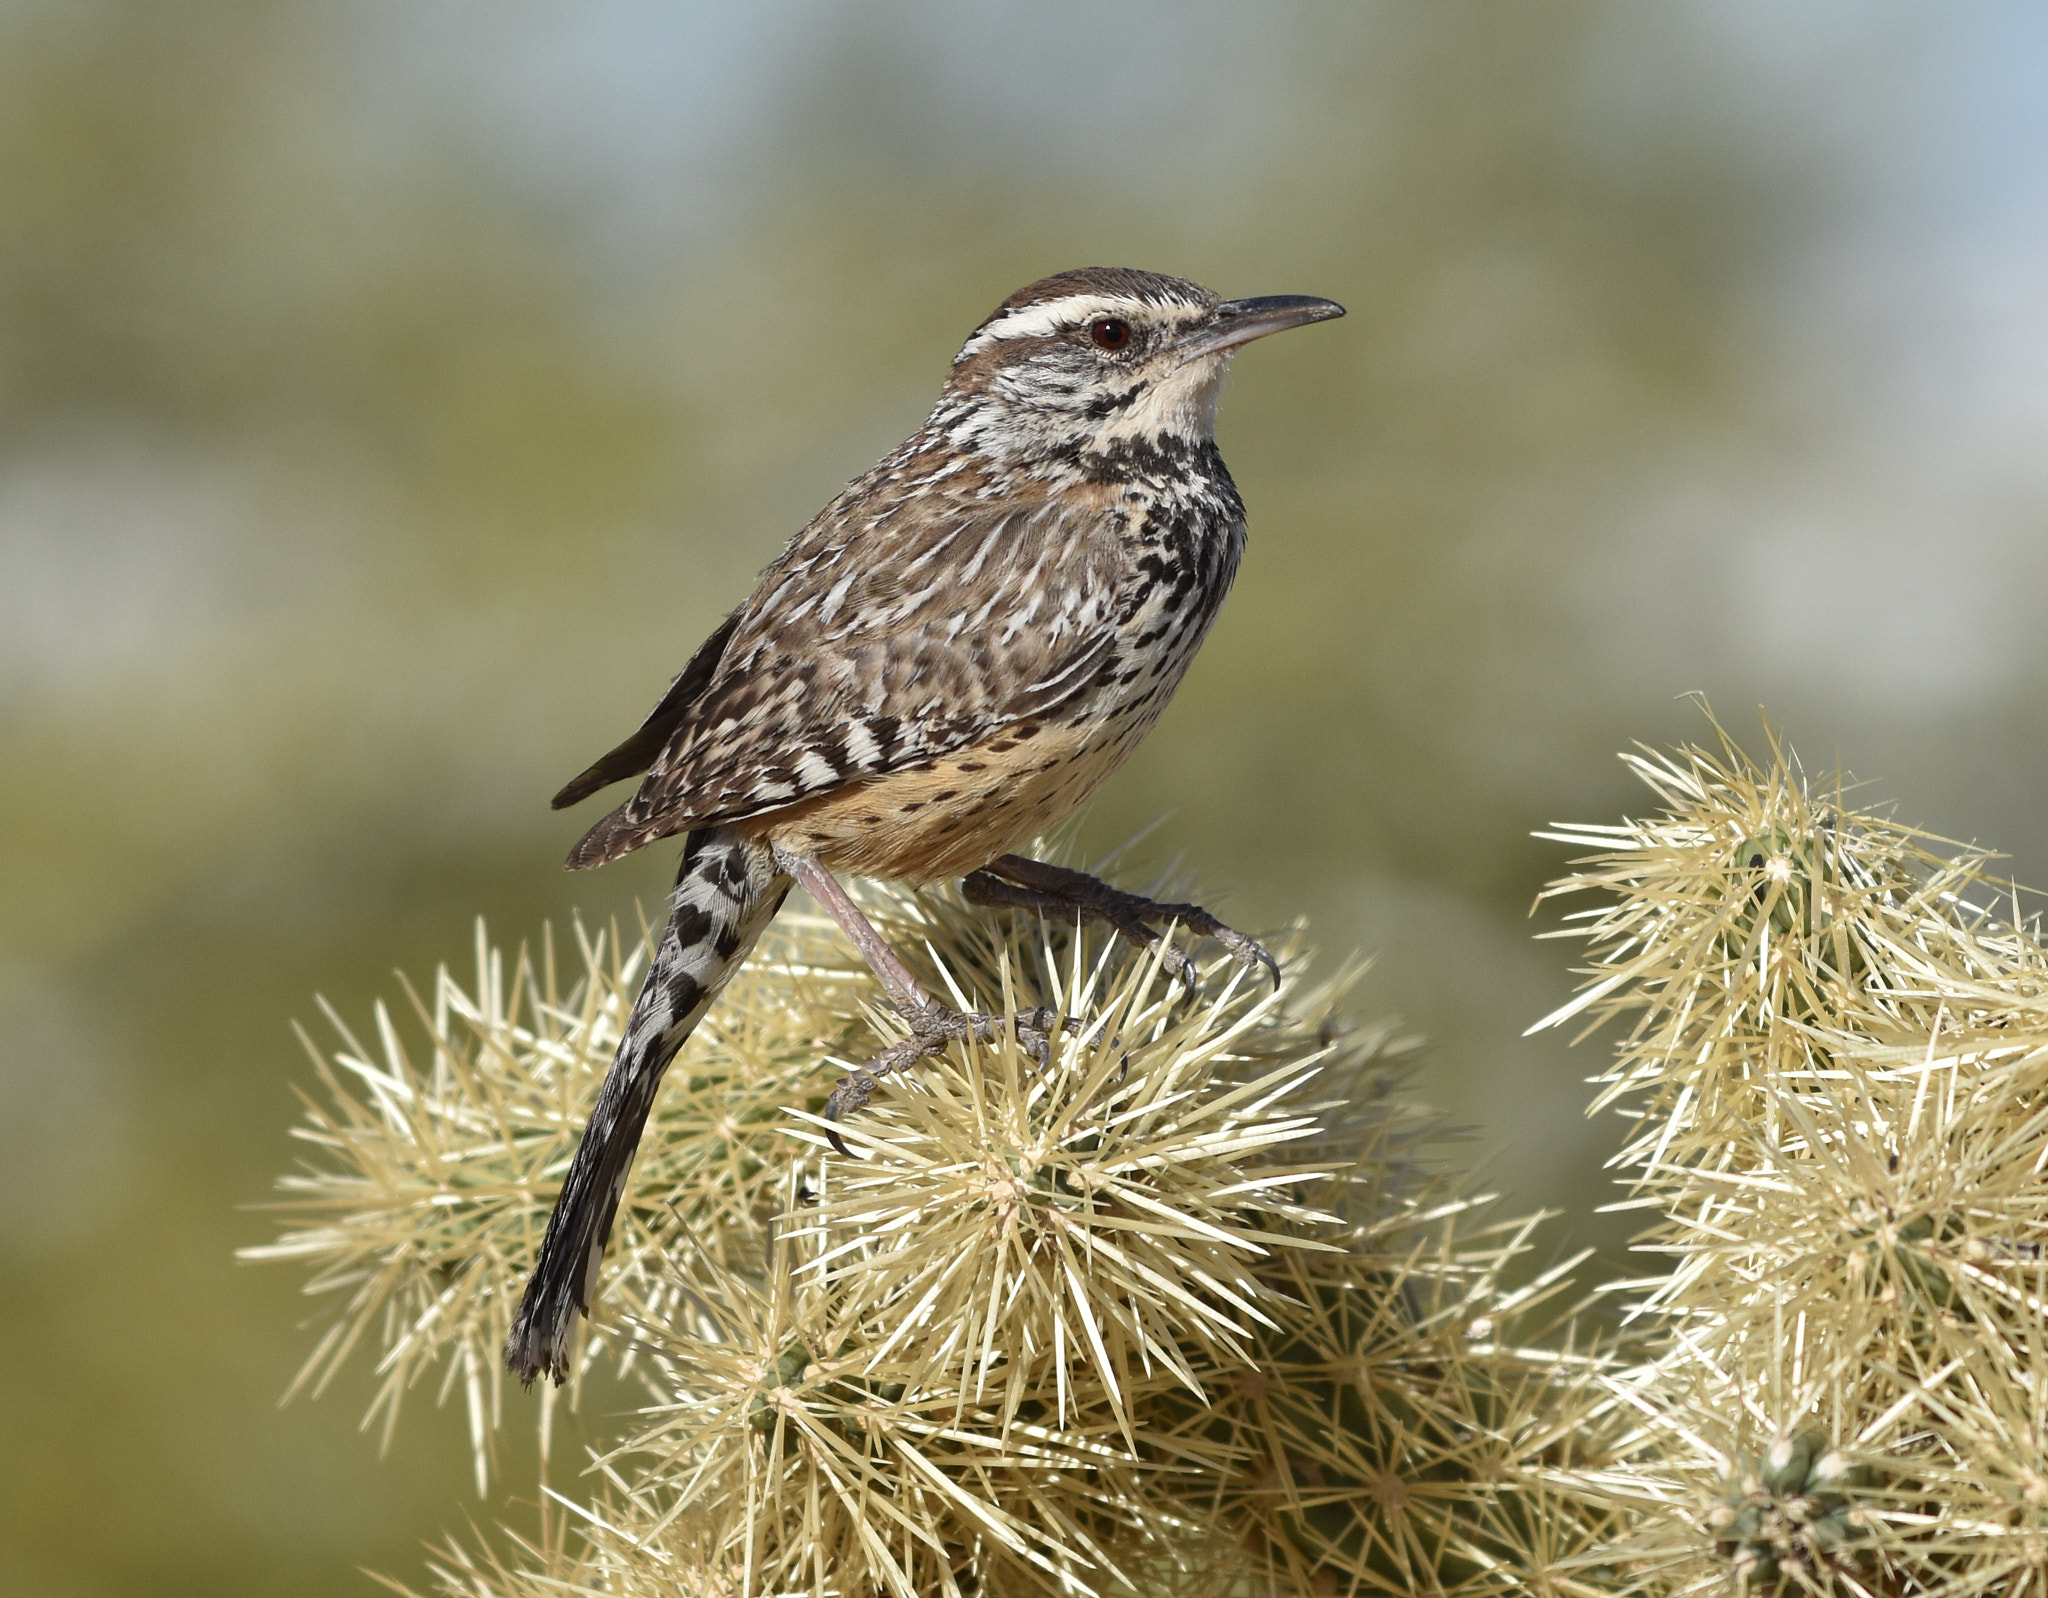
932,789 -> 958,803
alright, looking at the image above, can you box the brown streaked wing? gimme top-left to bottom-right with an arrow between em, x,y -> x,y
550,608 -> 743,810
565,494 -> 1123,870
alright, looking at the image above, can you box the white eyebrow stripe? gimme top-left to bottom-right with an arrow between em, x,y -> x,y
955,295 -> 1133,358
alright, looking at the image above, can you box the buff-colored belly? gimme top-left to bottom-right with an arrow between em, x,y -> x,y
741,711 -> 1154,882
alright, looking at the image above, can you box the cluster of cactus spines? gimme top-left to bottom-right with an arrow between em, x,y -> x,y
1704,1431 -> 1876,1591
244,912 -> 867,1489
1535,713 -> 2048,1595
258,718 -> 2048,1595
1148,1223 -> 1616,1597
256,864 -> 1614,1597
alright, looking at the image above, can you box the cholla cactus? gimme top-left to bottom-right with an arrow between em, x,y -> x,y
1535,714 -> 2048,1595
252,724 -> 2048,1596
244,913 -> 867,1485
251,860 -> 1613,1596
1702,1430 -> 1877,1590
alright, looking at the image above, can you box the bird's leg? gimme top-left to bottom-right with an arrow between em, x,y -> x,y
964,854 -> 1282,1001
773,847 -> 1074,1154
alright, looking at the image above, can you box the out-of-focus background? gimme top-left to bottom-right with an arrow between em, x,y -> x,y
3,1 -> 2046,1591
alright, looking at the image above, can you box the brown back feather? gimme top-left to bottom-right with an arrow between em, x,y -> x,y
564,474 -> 1123,871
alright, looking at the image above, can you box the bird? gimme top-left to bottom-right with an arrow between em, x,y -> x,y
505,266 -> 1344,1386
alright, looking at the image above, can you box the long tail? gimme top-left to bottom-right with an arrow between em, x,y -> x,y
506,826 -> 788,1385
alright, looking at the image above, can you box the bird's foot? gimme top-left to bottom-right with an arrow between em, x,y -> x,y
964,855 -> 1281,1002
822,1000 -> 1078,1156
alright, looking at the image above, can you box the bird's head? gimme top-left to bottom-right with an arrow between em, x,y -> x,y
937,267 -> 1344,466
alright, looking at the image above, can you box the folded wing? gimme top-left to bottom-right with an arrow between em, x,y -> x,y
561,495 -> 1123,870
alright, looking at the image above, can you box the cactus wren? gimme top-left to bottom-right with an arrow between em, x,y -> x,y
506,266 -> 1344,1384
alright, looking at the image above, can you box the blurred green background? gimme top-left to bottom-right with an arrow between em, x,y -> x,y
4,1 -> 2047,1591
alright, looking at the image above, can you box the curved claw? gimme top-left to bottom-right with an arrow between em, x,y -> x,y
1157,936 -> 1205,1004
1212,924 -> 1284,992
822,1072 -> 875,1157
1102,912 -> 1201,1003
1140,902 -> 1281,995
819,1003 -> 1082,1156
1011,1005 -> 1088,1064
972,856 -> 1281,1001
819,1028 -> 935,1156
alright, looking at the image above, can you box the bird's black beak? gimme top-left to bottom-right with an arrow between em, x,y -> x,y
1176,295 -> 1346,362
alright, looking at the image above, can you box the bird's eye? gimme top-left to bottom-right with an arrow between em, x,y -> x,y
1089,318 -> 1132,351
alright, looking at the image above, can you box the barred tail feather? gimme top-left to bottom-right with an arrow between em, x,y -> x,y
506,827 -> 788,1385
